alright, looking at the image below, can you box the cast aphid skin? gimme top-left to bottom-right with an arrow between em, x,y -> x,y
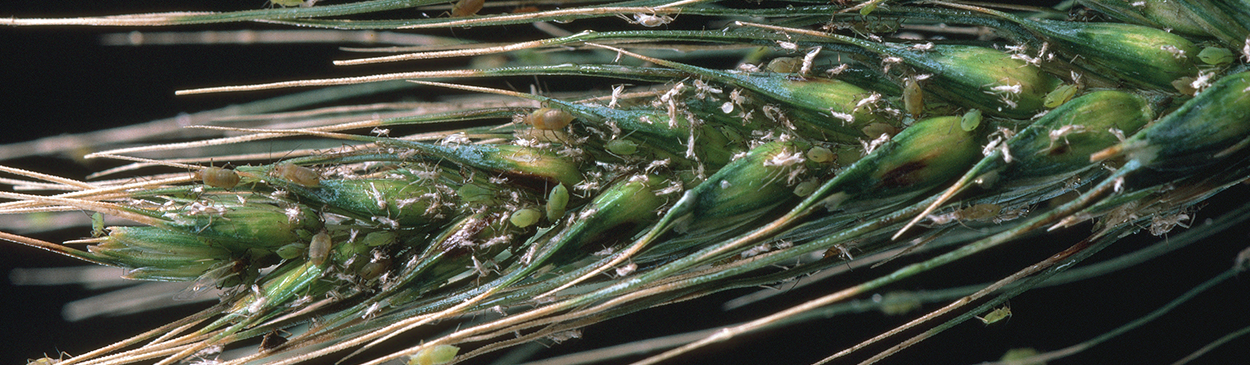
408,345 -> 459,365
960,109 -> 982,132
199,166 -> 240,189
524,107 -> 575,130
274,163 -> 321,188
450,0 -> 485,17
546,183 -> 569,222
308,230 -> 331,266
977,305 -> 1012,325
617,13 -> 674,27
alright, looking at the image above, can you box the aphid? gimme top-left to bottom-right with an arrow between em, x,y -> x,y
928,203 -> 1002,225
546,183 -> 569,222
275,243 -> 307,260
524,107 -> 575,130
1043,84 -> 1079,108
259,329 -> 288,351
509,208 -> 542,228
274,163 -> 320,188
792,180 -> 819,196
960,109 -> 983,132
976,305 -> 1012,325
91,212 -> 105,237
199,166 -> 240,189
617,13 -> 674,27
308,230 -> 332,266
450,0 -> 485,17
806,146 -> 835,163
361,231 -> 397,247
269,0 -> 313,7
1198,47 -> 1234,65
606,139 -> 638,155
765,57 -> 801,73
903,77 -> 924,116
408,345 -> 459,365
359,257 -> 392,281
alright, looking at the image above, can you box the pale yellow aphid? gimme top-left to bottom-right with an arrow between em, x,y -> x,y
977,305 -> 1012,325
91,212 -> 105,237
450,0 -> 485,17
408,345 -> 459,365
308,230 -> 332,266
903,77 -> 924,116
524,107 -> 575,130
806,146 -> 835,163
198,166 -> 240,189
274,163 -> 321,188
766,57 -> 802,73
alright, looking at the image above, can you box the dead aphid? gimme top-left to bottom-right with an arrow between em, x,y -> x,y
259,329 -> 288,351
976,305 -> 1012,325
274,163 -> 320,188
524,107 -> 575,130
450,0 -> 485,17
198,166 -> 240,189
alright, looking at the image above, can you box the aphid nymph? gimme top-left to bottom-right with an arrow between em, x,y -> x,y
274,163 -> 321,188
408,345 -> 459,365
309,230 -> 332,266
91,212 -> 105,237
450,0 -> 485,17
976,305 -> 1012,325
199,166 -> 240,189
524,107 -> 575,130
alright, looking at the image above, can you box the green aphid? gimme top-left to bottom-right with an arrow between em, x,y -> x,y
806,146 -> 835,164
606,139 -> 639,155
408,345 -> 458,365
358,257 -> 392,281
977,305 -> 1012,325
960,109 -> 982,132
91,212 -> 105,237
903,77 -> 924,117
275,243 -> 307,260
274,163 -> 321,188
1043,84 -> 1079,109
940,1 -> 1199,91
1198,47 -> 1235,65
510,208 -> 542,227
793,180 -> 819,197
457,183 -> 494,203
546,183 -> 569,222
361,231 -> 397,247
269,0 -> 310,7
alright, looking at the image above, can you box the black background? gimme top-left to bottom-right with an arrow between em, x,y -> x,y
2,1 -> 1249,364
